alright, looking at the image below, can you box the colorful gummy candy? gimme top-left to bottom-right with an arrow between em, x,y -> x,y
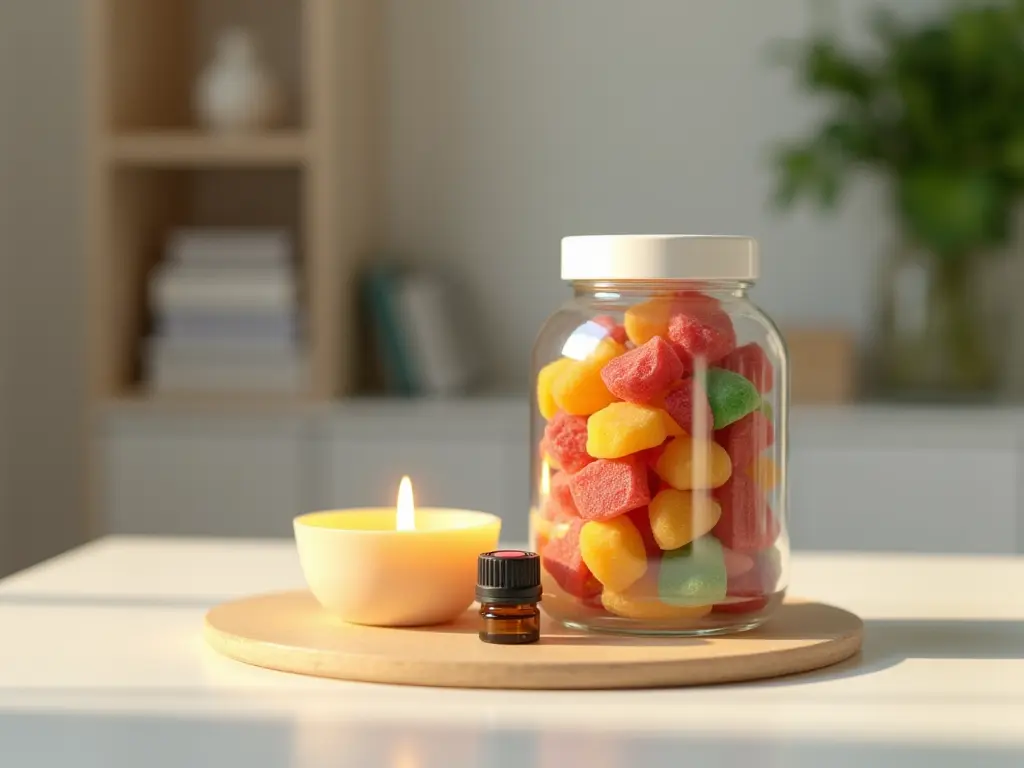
536,357 -> 575,420
541,519 -> 603,600
625,506 -> 662,558
748,454 -> 780,492
544,471 -> 579,519
579,516 -> 648,592
586,402 -> 676,459
719,342 -> 774,394
624,298 -> 676,347
648,488 -> 722,551
712,472 -> 780,553
535,293 -> 781,626
714,546 -> 783,614
601,572 -> 712,620
569,456 -> 650,521
653,435 -> 733,491
660,378 -> 713,436
593,314 -> 628,345
658,534 -> 728,606
543,412 -> 593,473
600,336 -> 684,404
716,410 -> 774,471
667,305 -> 736,371
722,546 -> 755,578
704,367 -> 761,429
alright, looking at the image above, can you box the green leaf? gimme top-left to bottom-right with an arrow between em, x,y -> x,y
1003,133 -> 1024,180
898,169 -> 1008,258
772,144 -> 844,211
802,40 -> 874,101
868,6 -> 903,47
769,0 -> 1024,242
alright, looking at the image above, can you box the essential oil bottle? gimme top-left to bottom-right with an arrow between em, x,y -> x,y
476,551 -> 542,644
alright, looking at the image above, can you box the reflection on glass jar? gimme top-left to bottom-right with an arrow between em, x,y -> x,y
530,235 -> 789,636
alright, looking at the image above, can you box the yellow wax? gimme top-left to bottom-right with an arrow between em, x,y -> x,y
294,508 -> 501,627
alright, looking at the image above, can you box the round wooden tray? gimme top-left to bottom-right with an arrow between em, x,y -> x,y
204,591 -> 863,690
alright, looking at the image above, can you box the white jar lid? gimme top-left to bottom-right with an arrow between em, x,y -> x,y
561,234 -> 759,282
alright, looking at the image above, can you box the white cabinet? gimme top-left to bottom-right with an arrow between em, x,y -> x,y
100,410 -> 306,538
789,447 -> 1018,554
96,401 -> 1024,554
788,407 -> 1020,554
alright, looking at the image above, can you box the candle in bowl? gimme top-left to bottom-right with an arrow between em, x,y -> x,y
294,476 -> 501,627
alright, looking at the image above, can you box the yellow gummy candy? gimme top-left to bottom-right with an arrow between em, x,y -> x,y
624,298 -> 674,347
748,455 -> 780,491
660,409 -> 685,437
552,339 -> 625,416
579,516 -> 648,592
601,573 -> 712,620
586,402 -> 668,459
655,435 -> 732,490
536,357 -> 575,420
648,488 -> 722,550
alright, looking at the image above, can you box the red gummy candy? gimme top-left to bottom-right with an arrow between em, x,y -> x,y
722,547 -> 754,579
716,411 -> 775,470
712,596 -> 769,614
626,506 -> 661,558
661,378 -> 713,436
544,471 -> 579,519
639,442 -> 667,470
592,315 -> 628,345
541,519 -> 602,600
714,547 -> 782,614
672,290 -> 721,308
719,342 -> 774,394
712,472 -> 779,553
728,546 -> 782,596
600,336 -> 684,404
543,412 -> 593,474
667,305 -> 736,371
569,457 -> 650,521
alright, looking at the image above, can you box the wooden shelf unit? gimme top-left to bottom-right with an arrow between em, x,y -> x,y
108,131 -> 309,167
84,0 -> 380,404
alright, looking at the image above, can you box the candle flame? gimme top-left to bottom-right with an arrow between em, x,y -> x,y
540,458 -> 551,496
396,475 -> 416,531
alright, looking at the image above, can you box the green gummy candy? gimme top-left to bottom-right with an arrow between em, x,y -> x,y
705,368 -> 760,429
658,535 -> 727,606
760,400 -> 774,421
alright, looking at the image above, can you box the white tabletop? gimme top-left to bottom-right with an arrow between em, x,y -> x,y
1,536 -> 1022,767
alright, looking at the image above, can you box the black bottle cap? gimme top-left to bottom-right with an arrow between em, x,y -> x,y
476,550 -> 542,604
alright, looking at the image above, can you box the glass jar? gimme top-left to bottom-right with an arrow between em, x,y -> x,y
530,235 -> 788,636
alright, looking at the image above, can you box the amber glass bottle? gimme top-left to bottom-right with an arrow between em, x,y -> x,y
476,551 -> 542,644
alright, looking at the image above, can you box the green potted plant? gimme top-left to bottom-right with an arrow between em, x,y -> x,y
771,1 -> 1024,399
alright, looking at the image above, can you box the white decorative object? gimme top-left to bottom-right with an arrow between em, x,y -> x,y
195,28 -> 284,132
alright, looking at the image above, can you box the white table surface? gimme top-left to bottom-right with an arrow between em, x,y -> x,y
1,536 -> 1023,767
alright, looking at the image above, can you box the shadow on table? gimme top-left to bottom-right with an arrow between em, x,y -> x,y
758,616 -> 1024,687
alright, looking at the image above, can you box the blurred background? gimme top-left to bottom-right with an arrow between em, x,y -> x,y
2,0 -> 1024,577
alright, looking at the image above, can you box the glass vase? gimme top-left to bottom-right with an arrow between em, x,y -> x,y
874,243 -> 999,400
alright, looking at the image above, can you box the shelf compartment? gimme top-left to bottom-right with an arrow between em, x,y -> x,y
106,0 -> 305,131
91,166 -> 305,400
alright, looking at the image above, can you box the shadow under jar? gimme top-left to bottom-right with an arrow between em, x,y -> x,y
530,235 -> 789,636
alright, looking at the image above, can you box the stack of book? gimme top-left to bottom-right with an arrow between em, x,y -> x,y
361,263 -> 483,397
145,228 -> 306,395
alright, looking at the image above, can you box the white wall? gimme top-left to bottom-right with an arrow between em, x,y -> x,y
0,2 -> 14,575
1,0 -> 1018,572
0,0 -> 87,573
384,0 -> 947,390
